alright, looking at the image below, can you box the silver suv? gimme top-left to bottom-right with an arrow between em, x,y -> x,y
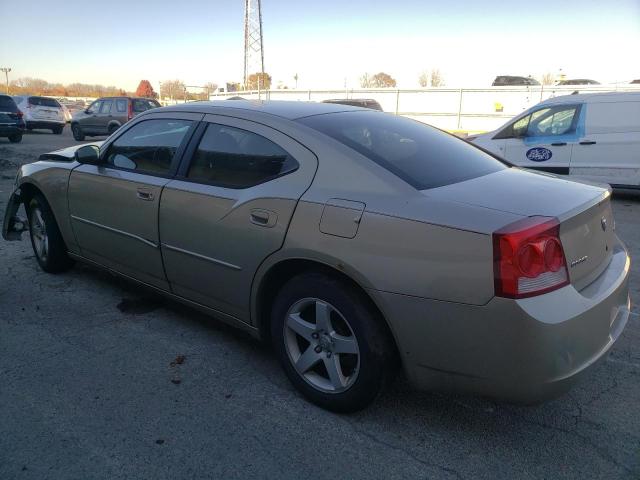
71,96 -> 160,140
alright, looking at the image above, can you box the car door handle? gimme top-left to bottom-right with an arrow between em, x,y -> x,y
250,209 -> 277,228
551,142 -> 567,146
136,188 -> 154,201
579,141 -> 597,145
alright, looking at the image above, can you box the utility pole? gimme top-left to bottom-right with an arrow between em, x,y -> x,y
0,67 -> 11,94
243,0 -> 264,90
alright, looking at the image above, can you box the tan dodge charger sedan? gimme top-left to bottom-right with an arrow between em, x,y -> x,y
2,100 -> 631,412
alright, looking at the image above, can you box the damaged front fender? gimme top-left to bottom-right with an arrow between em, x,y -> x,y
2,189 -> 28,241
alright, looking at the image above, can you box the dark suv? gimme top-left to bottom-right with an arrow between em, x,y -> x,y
492,76 -> 541,86
71,96 -> 160,140
0,95 -> 26,143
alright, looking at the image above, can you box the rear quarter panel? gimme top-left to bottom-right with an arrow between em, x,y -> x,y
281,200 -> 497,305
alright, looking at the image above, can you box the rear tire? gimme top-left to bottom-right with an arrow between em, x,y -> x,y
52,126 -> 64,135
8,134 -> 22,143
271,272 -> 396,412
26,193 -> 74,273
71,123 -> 85,141
107,124 -> 119,135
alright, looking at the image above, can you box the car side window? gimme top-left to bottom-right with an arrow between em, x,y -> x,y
100,100 -> 113,114
88,101 -> 102,113
526,105 -> 578,137
494,105 -> 578,139
115,99 -> 127,113
186,123 -> 299,188
105,119 -> 193,175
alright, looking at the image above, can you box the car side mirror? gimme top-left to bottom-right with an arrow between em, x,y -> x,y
75,145 -> 102,165
85,109 -> 92,114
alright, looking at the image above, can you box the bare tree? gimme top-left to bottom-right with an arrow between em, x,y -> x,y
360,73 -> 372,88
204,82 -> 218,93
418,69 -> 445,87
430,69 -> 444,87
10,78 -> 122,97
418,71 -> 429,87
160,80 -> 186,101
541,72 -> 555,85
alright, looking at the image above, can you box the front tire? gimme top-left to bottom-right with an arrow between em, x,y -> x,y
8,134 -> 22,143
26,193 -> 74,273
71,123 -> 85,141
52,126 -> 64,135
271,272 -> 396,412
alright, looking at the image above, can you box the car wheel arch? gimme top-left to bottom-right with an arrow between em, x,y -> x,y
252,257 -> 401,363
17,182 -> 68,244
18,181 -> 43,205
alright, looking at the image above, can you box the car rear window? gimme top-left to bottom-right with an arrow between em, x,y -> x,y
0,95 -> 18,112
133,99 -> 160,112
298,111 -> 506,190
29,96 -> 61,108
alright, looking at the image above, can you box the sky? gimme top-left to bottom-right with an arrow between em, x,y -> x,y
1,0 -> 639,92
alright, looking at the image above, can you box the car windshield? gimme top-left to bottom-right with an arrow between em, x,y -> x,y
298,111 -> 506,190
0,96 -> 18,111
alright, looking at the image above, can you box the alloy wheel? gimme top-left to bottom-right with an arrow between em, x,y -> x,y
283,297 -> 360,393
30,207 -> 49,262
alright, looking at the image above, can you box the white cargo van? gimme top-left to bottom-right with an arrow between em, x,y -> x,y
471,92 -> 640,188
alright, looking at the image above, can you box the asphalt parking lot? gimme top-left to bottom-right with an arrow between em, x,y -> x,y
1,129 -> 639,479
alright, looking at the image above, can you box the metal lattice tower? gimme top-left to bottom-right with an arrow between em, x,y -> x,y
243,0 -> 265,90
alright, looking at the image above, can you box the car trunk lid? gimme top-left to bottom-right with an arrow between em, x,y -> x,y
424,167 -> 614,291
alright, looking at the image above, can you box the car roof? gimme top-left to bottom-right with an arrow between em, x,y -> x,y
540,91 -> 640,105
160,99 -> 368,120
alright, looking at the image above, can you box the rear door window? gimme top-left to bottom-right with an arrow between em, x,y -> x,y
115,99 -> 127,113
105,119 -> 193,175
186,123 -> 299,188
298,111 -> 505,190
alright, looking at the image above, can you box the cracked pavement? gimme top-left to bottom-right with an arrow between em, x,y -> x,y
1,131 -> 639,479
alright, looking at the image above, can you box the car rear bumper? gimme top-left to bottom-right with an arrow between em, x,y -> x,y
0,125 -> 24,136
26,120 -> 65,129
371,237 -> 631,403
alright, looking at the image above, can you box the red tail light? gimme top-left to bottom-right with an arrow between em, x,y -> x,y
493,216 -> 569,299
127,101 -> 133,120
16,110 -> 23,119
